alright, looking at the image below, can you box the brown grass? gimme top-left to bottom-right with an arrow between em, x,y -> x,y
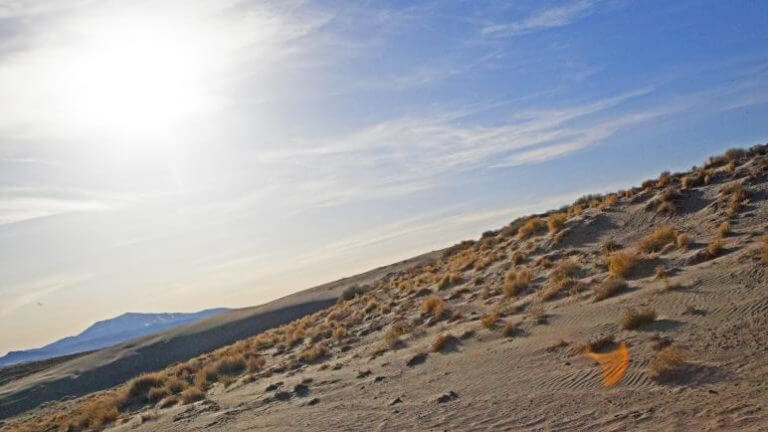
502,321 -> 520,337
676,233 -> 690,249
538,278 -> 575,301
637,226 -> 678,253
547,213 -> 567,234
707,239 -> 725,257
762,236 -> 768,264
718,221 -> 731,237
528,304 -> 547,324
503,269 -> 532,297
421,296 -> 446,318
181,387 -> 205,404
518,217 -> 547,239
333,325 -> 348,340
608,251 -> 636,278
510,250 -> 525,265
431,333 -> 457,352
620,307 -> 657,330
648,346 -> 687,381
550,258 -> 579,281
481,310 -> 499,329
593,278 -> 627,302
299,343 -> 327,363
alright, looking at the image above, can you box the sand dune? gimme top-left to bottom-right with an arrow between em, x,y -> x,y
3,145 -> 768,431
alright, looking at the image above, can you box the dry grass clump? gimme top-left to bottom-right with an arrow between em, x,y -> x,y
503,269 -> 532,297
481,309 -> 499,329
420,296 -> 446,318
547,213 -> 567,234
181,387 -> 205,404
502,320 -> 520,337
620,307 -> 657,330
384,321 -> 410,349
364,300 -> 379,314
510,250 -> 525,265
538,277 -> 575,301
447,249 -> 477,272
517,217 -> 547,239
648,346 -> 687,381
706,239 -> 725,257
333,325 -> 348,340
246,356 -> 266,373
717,221 -> 731,237
676,233 -> 691,249
550,258 -> 579,281
608,251 -> 636,278
299,343 -> 327,363
431,333 -> 458,352
637,226 -> 678,253
593,278 -> 627,302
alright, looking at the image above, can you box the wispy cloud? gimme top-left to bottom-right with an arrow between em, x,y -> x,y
483,0 -> 595,37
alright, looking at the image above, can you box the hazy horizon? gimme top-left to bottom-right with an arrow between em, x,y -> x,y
1,0 -> 767,355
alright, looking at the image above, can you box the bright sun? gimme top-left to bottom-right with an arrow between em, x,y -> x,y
57,11 -> 218,140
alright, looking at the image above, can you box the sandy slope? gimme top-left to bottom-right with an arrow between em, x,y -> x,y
4,147 -> 768,431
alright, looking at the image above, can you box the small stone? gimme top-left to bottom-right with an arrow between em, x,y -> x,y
436,391 -> 459,403
307,398 -> 320,406
294,383 -> 310,397
357,369 -> 372,379
389,397 -> 403,406
265,382 -> 283,392
274,391 -> 292,401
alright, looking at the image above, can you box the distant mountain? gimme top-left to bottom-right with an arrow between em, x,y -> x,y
0,308 -> 230,367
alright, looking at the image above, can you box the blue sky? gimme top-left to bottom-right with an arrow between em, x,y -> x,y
0,0 -> 766,354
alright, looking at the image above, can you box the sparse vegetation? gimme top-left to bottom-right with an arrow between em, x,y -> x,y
593,278 -> 627,302
608,251 -> 636,278
431,333 -> 457,352
676,233 -> 691,249
638,226 -> 678,253
503,269 -> 532,297
718,221 -> 731,237
547,213 -> 567,234
421,296 -> 446,318
481,309 -> 499,328
620,307 -> 657,330
648,346 -> 687,381
502,320 -> 520,337
707,239 -> 725,257
518,217 -> 547,239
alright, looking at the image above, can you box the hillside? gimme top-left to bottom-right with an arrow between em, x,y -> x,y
3,145 -> 768,431
0,309 -> 230,367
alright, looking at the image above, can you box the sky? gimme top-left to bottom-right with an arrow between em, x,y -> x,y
0,0 -> 766,355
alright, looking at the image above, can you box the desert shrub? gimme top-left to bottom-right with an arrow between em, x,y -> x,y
536,256 -> 553,268
364,300 -> 379,313
718,221 -> 731,237
593,278 -> 627,302
124,373 -> 166,404
637,226 -> 677,253
164,377 -> 187,395
648,346 -> 687,381
724,147 -> 746,162
676,233 -> 690,249
481,310 -> 499,329
547,213 -> 567,234
503,269 -> 532,297
620,307 -> 657,330
64,396 -> 121,431
158,395 -> 179,409
299,343 -> 327,363
538,277 -> 575,301
581,334 -> 615,353
550,258 -> 579,281
502,321 -> 520,337
246,356 -> 266,373
510,250 -> 525,265
181,387 -> 205,404
384,321 -> 410,349
333,325 -> 348,339
608,251 -> 636,277
654,266 -> 667,281
432,333 -> 457,352
340,284 -> 369,301
707,239 -> 725,257
518,217 -> 547,239
420,296 -> 446,318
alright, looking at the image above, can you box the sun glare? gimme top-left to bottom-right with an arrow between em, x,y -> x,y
57,11 -> 219,140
